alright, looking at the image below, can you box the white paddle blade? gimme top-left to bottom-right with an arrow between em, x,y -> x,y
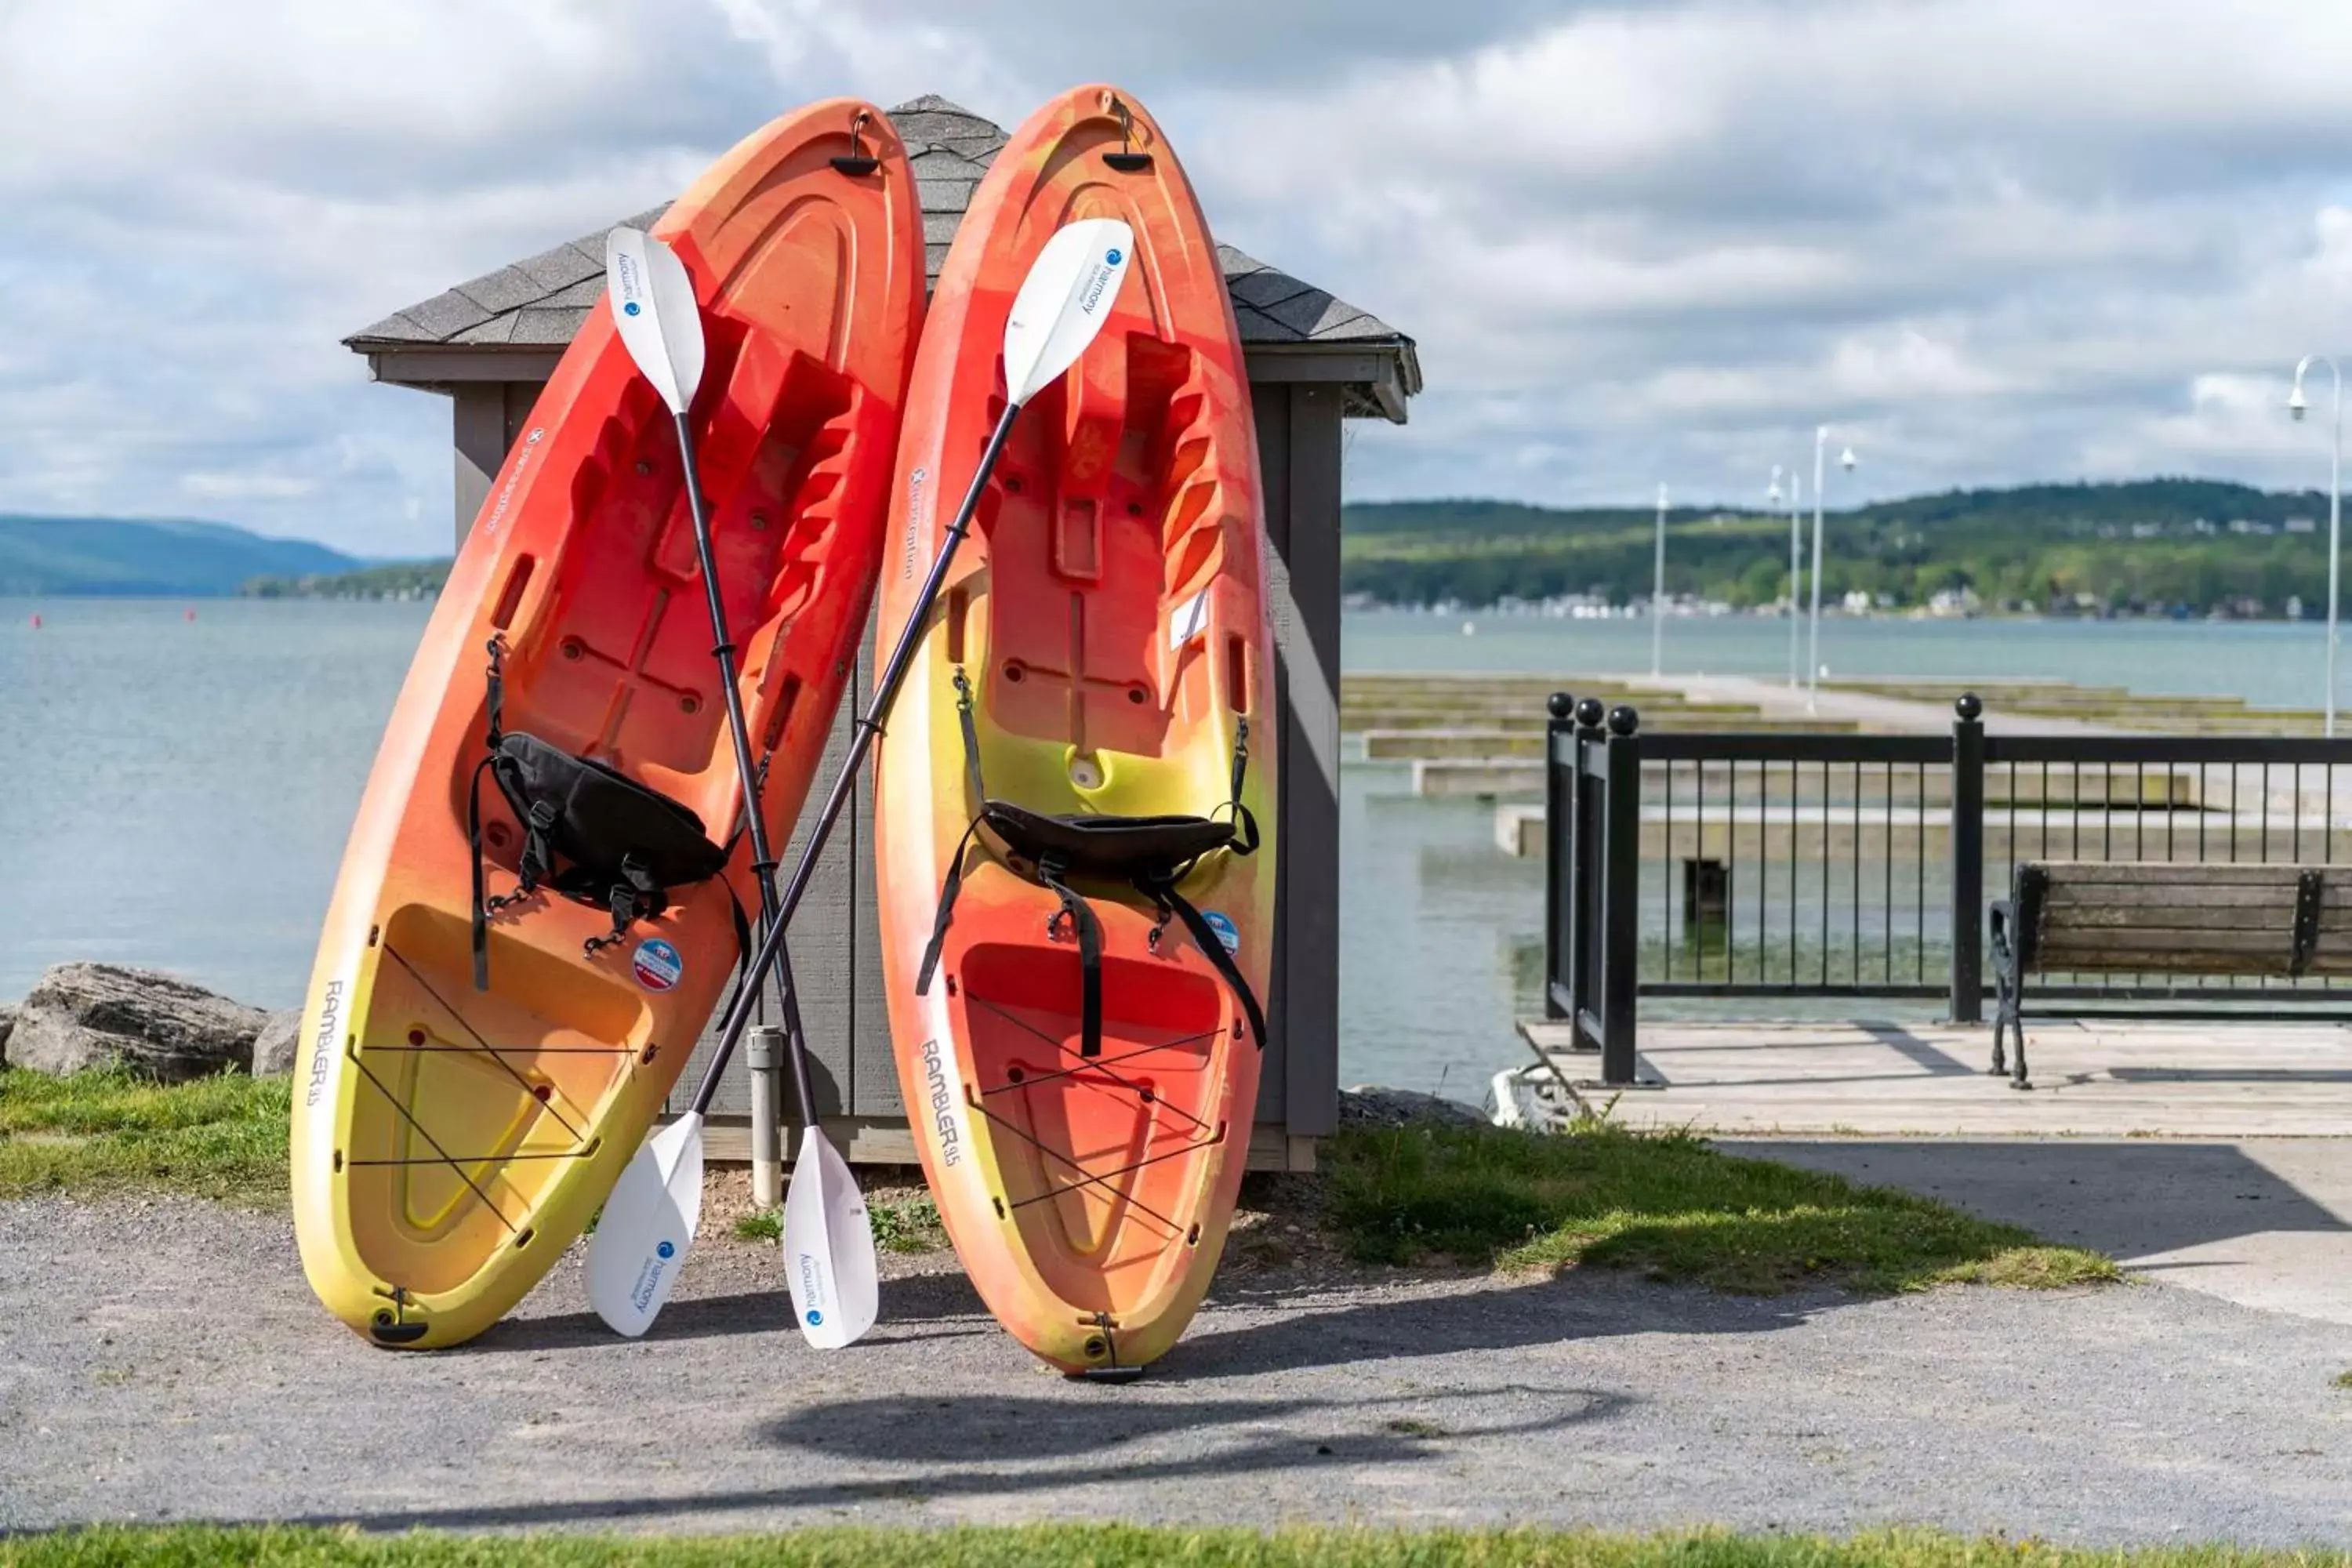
1002,217 -> 1134,406
605,226 -> 706,416
782,1124 -> 878,1349
586,1112 -> 706,1338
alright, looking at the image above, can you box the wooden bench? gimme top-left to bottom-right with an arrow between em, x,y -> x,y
1989,861 -> 2350,1088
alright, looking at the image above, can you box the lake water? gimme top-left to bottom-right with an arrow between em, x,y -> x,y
1,601 -> 2330,1095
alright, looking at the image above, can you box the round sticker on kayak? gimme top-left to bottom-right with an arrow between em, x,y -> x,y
1203,911 -> 1240,955
632,938 -> 684,993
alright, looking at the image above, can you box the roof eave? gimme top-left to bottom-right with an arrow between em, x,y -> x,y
350,342 -> 568,389
1240,338 -> 1420,426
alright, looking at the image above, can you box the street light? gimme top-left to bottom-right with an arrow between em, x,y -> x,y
2291,354 -> 2343,738
1769,465 -> 1804,687
1807,427 -> 1859,713
1769,465 -> 1804,686
1651,481 -> 1669,677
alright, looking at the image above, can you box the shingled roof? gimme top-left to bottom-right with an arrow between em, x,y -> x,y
347,96 -> 1419,422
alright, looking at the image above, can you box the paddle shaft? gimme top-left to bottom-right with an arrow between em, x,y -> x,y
672,412 -> 819,1127
682,400 -> 1022,1116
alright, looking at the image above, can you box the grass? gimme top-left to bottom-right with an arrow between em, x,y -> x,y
0,1069 -> 2111,1299
2,1526 -> 2346,1566
0,1067 -> 289,1206
732,1194 -> 947,1254
1323,1117 -> 2118,1294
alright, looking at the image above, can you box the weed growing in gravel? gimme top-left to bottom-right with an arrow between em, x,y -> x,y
869,1193 -> 946,1253
731,1195 -> 946,1253
1,1523 -> 2340,1566
0,1068 -> 288,1206
1322,1118 -> 2118,1294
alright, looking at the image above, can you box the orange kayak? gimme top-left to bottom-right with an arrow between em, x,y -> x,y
874,86 -> 1277,1376
291,100 -> 924,1348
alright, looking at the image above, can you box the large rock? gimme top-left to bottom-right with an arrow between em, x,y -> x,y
8,964 -> 267,1082
0,1001 -> 15,1067
249,1009 -> 302,1076
1338,1083 -> 1489,1131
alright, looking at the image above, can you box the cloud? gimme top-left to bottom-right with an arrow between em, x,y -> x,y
3,0 -> 2351,556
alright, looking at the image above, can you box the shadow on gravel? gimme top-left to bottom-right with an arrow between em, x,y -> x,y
268,1381 -> 1623,1533
1168,1273 -> 1816,1381
466,1271 -> 993,1352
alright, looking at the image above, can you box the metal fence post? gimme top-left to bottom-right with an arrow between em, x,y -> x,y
1599,704 -> 1643,1084
1568,696 -> 1606,1047
1543,692 -> 1575,1020
1948,692 -> 1986,1023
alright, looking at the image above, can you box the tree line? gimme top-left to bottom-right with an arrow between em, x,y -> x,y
1341,479 -> 2342,615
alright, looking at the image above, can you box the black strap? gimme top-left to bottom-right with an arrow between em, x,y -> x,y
518,797 -> 557,890
468,754 -> 497,991
952,665 -> 986,806
1217,716 -> 1259,857
1142,876 -> 1268,1052
917,817 -> 987,997
584,854 -> 665,959
1037,856 -> 1105,1058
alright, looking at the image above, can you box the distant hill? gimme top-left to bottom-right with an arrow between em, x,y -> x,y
1342,478 -> 2342,616
0,515 -> 358,597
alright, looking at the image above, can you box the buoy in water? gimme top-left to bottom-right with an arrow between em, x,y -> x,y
28,613 -> 40,630
1461,620 -> 1476,637
184,607 -> 197,622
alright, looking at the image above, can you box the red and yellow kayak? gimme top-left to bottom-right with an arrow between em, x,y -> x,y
292,100 -> 924,1348
874,86 -> 1277,1375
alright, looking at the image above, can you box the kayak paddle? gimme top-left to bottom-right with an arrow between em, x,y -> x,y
587,226 -> 875,1346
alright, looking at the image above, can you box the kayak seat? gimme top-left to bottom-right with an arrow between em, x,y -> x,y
916,798 -> 1262,1067
916,674 -> 1266,1066
465,635 -> 744,993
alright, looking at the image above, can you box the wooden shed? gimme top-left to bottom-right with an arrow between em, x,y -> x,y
343,96 -> 1420,1169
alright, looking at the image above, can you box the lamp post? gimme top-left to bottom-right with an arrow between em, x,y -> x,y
1651,481 -> 1668,677
2291,354 -> 2343,738
1806,426 -> 1859,713
1769,465 -> 1802,686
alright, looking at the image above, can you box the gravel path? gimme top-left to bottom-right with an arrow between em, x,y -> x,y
4,1195 -> 2350,1544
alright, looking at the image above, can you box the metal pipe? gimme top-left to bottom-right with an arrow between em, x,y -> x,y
1788,472 -> 1803,688
1809,426 -> 1828,713
747,1024 -> 782,1208
2293,354 -> 2342,737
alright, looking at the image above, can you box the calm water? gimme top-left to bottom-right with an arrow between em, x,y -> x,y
0,601 -> 2327,1092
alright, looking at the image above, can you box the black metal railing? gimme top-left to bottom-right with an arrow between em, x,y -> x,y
1542,691 -> 2352,1085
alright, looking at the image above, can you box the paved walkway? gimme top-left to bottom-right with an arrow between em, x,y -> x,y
1622,673 -> 2129,737
1748,1136 -> 2352,1327
5,1195 -> 2352,1544
1523,1018 -> 2352,1138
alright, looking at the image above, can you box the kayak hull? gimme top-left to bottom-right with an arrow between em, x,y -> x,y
875,86 -> 1276,1374
290,100 -> 924,1349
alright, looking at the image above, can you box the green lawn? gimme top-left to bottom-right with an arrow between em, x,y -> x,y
1323,1119 -> 2117,1294
0,1067 -> 288,1206
0,1067 -> 2113,1298
2,1526 -> 2340,1567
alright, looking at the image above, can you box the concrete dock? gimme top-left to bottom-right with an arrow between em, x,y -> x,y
1518,1016 -> 2352,1138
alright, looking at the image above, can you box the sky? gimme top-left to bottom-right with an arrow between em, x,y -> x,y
5,0 -> 2352,558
